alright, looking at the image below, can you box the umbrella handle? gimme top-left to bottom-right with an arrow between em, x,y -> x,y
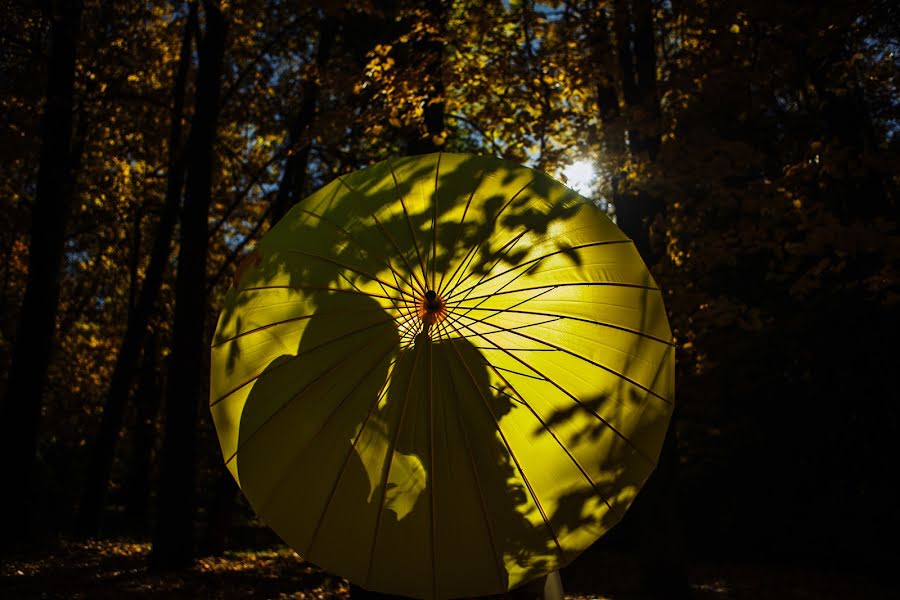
543,571 -> 564,600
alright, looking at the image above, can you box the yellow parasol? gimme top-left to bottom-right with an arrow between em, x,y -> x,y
210,153 -> 674,598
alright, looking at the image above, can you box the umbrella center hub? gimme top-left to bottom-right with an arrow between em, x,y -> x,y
419,289 -> 446,326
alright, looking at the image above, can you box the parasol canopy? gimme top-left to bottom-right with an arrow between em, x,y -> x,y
210,153 -> 674,599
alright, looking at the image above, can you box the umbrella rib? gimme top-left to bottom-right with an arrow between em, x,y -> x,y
335,174 -> 427,295
488,383 -> 526,405
371,213 -> 428,295
222,323 -> 400,466
436,169 -> 484,295
472,330 -> 657,464
439,339 -> 508,592
443,239 -> 633,303
445,320 -> 617,514
388,160 -> 430,290
441,317 -> 567,563
211,306 -> 393,348
257,340 -> 402,518
431,152 -> 441,292
449,305 -> 676,347
296,207 -> 422,297
455,310 -> 672,409
239,284 -> 404,305
304,345 -> 412,557
442,257 -> 548,329
438,316 -> 562,343
365,329 -> 425,588
439,286 -> 558,344
428,323 -> 438,600
452,281 -> 660,305
210,313 -> 405,407
339,270 -> 406,318
442,229 -> 531,310
437,177 -> 534,300
280,247 -> 416,301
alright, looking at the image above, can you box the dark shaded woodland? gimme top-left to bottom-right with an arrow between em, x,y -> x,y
1,0 -> 898,598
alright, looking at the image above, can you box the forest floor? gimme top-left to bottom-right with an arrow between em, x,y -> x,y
0,538 -> 894,599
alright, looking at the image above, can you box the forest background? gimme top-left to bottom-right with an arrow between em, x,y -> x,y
1,0 -> 898,597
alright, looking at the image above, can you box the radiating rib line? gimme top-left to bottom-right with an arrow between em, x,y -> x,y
385,265 -> 417,323
442,318 -> 566,562
441,256 -> 546,329
365,333 -> 424,587
438,285 -> 557,345
338,270 -> 402,317
223,324 -> 398,466
295,207 -> 421,297
385,269 -> 422,349
451,281 -> 660,305
238,284 -> 404,305
305,331 -> 420,558
281,247 -> 417,301
211,305 -> 393,348
436,315 -> 561,343
447,318 -> 618,515
446,348 -> 509,591
427,312 -> 438,600
388,160 -> 430,291
431,153 -> 441,292
450,305 -> 676,347
457,309 -> 672,408
211,313 -> 405,407
438,177 -> 535,300
335,174 -> 426,295
371,213 -> 428,295
443,228 -> 530,311
437,179 -> 540,301
444,239 -> 633,303
436,168 -> 484,295
492,364 -> 550,381
257,340 -> 402,517
488,383 -> 526,406
447,314 -> 656,465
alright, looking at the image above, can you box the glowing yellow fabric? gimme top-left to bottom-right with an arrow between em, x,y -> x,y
210,153 -> 674,598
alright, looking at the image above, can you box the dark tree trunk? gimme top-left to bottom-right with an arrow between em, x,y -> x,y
612,0 -> 663,263
270,16 -> 337,225
0,0 -> 82,549
151,0 -> 226,570
78,2 -> 197,535
123,331 -> 162,534
606,2 -> 690,598
200,467 -> 239,556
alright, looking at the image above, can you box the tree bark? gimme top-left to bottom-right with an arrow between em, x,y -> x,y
151,0 -> 226,570
78,1 -> 198,535
122,331 -> 162,534
607,3 -> 690,598
0,0 -> 82,549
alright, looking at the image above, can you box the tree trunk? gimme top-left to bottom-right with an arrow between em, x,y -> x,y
200,467 -> 239,556
0,0 -> 82,549
78,1 -> 197,535
270,15 -> 337,225
151,0 -> 226,570
123,331 -> 162,534
610,2 -> 689,598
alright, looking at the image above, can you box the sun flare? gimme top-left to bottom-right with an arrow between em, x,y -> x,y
561,160 -> 597,196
